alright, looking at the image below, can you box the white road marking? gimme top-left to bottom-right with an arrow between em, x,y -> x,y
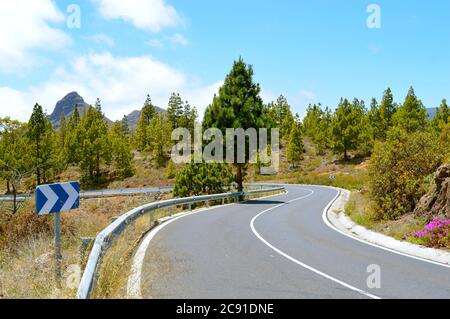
250,188 -> 382,300
322,188 -> 450,269
127,204 -> 232,298
127,190 -> 289,298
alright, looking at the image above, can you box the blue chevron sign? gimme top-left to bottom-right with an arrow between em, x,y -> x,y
36,182 -> 80,215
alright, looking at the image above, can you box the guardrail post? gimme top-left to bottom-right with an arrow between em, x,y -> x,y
222,198 -> 225,205
205,200 -> 209,208
188,203 -> 192,211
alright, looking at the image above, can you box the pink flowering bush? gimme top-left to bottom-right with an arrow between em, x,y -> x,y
415,216 -> 450,248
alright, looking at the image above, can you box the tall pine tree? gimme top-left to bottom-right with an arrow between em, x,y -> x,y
167,93 -> 184,129
330,98 -> 365,160
27,103 -> 55,185
393,87 -> 428,133
286,122 -> 304,168
78,102 -> 111,184
203,57 -> 265,192
135,95 -> 157,151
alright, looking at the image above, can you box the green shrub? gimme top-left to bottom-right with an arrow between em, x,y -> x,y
174,162 -> 234,197
368,129 -> 443,220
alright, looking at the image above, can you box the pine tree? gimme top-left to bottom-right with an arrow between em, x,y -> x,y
167,93 -> 184,129
303,104 -> 331,155
148,113 -> 172,167
369,88 -> 397,141
0,118 -> 32,213
368,98 -> 381,141
269,95 -> 294,142
0,118 -> 30,193
356,99 -> 374,157
64,105 -> 81,165
330,98 -> 365,160
120,115 -> 130,138
110,121 -> 134,179
27,103 -> 55,185
135,95 -> 157,151
78,104 -> 111,184
286,122 -> 304,168
393,87 -> 428,133
203,57 -> 265,192
432,99 -> 449,132
379,88 -> 397,130
72,104 -> 80,126
179,101 -> 198,134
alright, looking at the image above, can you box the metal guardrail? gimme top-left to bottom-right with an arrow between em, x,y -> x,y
76,186 -> 285,299
0,186 -> 174,202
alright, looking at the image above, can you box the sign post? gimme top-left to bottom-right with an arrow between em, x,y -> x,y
36,182 -> 80,288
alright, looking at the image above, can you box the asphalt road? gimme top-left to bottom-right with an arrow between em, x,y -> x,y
140,185 -> 450,299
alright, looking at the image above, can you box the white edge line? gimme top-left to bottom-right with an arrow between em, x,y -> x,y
255,183 -> 450,269
321,187 -> 450,269
127,190 -> 289,299
250,188 -> 381,300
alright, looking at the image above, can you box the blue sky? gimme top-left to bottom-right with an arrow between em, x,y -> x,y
0,0 -> 449,122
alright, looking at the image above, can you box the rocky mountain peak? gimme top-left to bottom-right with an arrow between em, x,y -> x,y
48,92 -> 88,127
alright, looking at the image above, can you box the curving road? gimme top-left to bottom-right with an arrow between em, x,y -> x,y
138,185 -> 450,299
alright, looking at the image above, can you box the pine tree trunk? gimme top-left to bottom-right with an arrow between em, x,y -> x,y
6,179 -> 10,194
96,153 -> 100,184
12,184 -> 17,214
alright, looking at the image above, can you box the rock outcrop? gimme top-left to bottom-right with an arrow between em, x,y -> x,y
48,92 -> 89,127
414,164 -> 450,217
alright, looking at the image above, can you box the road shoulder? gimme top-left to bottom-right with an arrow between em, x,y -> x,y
325,187 -> 450,267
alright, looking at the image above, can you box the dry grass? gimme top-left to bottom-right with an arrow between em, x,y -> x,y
92,214 -> 152,299
0,192 -> 170,299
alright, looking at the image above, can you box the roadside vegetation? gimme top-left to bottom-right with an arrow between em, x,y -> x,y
0,193 -> 168,298
1,57 -> 449,297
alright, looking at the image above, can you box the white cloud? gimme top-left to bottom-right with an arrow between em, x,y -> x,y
146,33 -> 189,49
168,33 -> 189,46
0,0 -> 70,73
86,33 -> 115,47
4,52 -> 222,122
93,0 -> 180,32
0,87 -> 32,122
